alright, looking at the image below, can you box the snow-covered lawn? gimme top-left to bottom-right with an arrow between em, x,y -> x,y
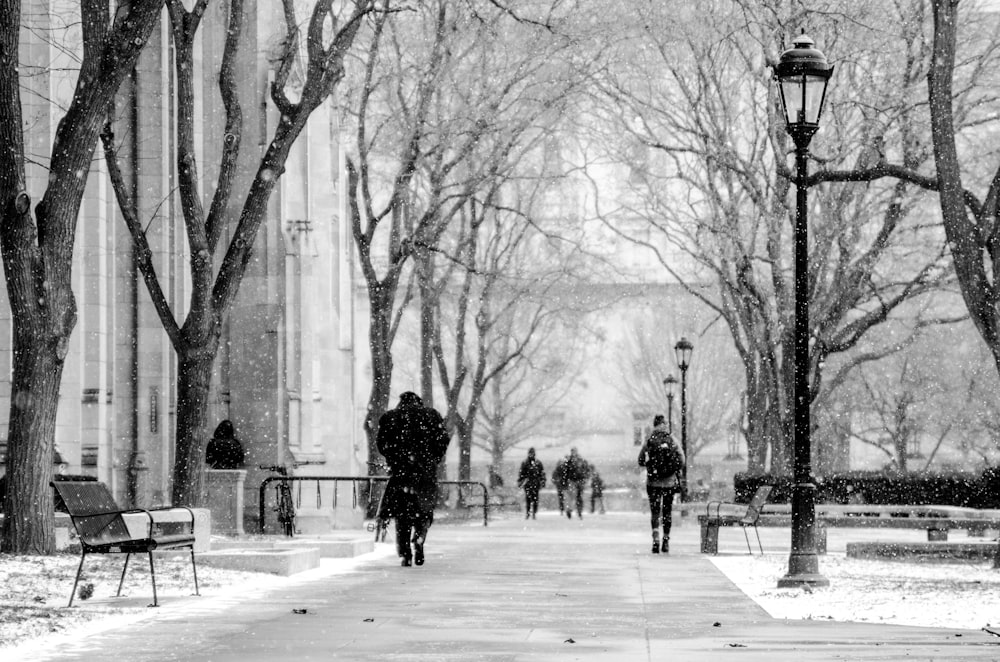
711,552 -> 1000,631
0,551 -> 279,649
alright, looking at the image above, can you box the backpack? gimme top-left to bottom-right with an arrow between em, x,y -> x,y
645,433 -> 682,481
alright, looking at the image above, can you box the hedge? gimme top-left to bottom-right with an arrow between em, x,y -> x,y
733,469 -> 997,508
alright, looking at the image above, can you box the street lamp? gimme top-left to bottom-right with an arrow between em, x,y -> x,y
662,375 -> 678,434
673,337 -> 693,501
774,32 -> 833,588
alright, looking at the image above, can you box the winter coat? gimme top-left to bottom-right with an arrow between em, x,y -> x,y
563,453 -> 591,484
637,427 -> 684,489
591,472 -> 605,497
376,399 -> 451,518
205,420 -> 245,470
552,459 -> 568,490
518,458 -> 546,493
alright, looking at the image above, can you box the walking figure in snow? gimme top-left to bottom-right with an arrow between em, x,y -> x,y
638,414 -> 684,554
559,447 -> 591,519
589,465 -> 606,514
552,456 -> 568,514
376,392 -> 451,567
517,448 -> 546,519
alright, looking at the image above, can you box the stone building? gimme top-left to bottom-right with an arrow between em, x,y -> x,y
2,4 -> 362,532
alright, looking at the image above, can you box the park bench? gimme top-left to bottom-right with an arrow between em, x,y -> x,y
700,485 -> 773,555
698,500 -> 1000,555
52,480 -> 200,607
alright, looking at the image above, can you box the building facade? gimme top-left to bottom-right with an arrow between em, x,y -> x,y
2,3 -> 362,531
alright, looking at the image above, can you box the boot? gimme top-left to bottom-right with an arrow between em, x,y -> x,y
661,536 -> 669,554
651,530 -> 660,554
413,536 -> 425,566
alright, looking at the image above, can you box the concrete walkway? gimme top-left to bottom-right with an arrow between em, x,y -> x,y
20,512 -> 1000,661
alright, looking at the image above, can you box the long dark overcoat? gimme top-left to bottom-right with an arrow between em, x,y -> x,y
376,400 -> 451,519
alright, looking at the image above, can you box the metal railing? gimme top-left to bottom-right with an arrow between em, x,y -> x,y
257,475 -> 490,533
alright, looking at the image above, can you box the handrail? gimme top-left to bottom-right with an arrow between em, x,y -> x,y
257,475 -> 490,533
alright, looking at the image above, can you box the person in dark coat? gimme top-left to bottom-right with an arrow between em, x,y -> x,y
561,447 -> 591,519
638,414 -> 684,554
551,457 -> 568,515
205,420 -> 245,470
517,448 -> 546,519
376,391 -> 451,567
589,465 -> 606,514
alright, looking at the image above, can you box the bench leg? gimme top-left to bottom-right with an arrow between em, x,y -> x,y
927,529 -> 948,542
190,548 -> 200,596
700,522 -> 720,554
116,552 -> 132,597
68,552 -> 87,608
147,551 -> 160,607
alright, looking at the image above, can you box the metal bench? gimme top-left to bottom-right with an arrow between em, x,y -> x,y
700,485 -> 773,555
52,480 -> 199,607
699,500 -> 1000,554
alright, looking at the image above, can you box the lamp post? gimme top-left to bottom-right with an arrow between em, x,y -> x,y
662,375 -> 678,434
773,33 -> 833,588
673,337 -> 693,501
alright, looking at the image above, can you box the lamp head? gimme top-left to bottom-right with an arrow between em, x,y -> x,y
774,33 -> 833,146
674,337 -> 694,371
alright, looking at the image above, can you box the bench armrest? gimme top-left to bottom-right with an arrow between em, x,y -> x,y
706,501 -> 725,519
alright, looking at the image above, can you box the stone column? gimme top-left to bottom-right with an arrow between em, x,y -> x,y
204,470 -> 246,535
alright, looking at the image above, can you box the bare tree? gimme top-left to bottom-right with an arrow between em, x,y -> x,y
588,1 -> 957,475
344,0 -> 580,477
101,0 -> 375,505
0,0 -> 164,554
613,313 -> 743,463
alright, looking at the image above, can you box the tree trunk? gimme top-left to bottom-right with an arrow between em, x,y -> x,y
2,338 -> 65,553
171,344 -> 219,507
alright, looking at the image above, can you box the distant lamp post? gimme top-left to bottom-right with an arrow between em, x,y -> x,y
662,375 -> 678,434
673,337 -> 693,501
774,32 -> 833,588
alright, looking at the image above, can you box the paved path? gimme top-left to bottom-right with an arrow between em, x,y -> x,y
18,512 -> 1000,661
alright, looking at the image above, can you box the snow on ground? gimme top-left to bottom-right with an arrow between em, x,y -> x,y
2,528 -> 998,656
711,552 -> 1000,631
0,544 -> 397,657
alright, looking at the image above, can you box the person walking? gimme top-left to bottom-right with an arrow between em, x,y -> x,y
205,419 -> 245,470
637,414 -> 684,554
562,447 -> 591,519
590,465 -> 606,514
517,448 -> 546,519
376,391 -> 451,567
552,456 -> 568,515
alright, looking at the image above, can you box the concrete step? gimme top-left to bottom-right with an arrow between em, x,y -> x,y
847,540 -> 998,563
199,533 -> 374,575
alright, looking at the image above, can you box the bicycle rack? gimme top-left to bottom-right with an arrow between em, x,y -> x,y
257,475 -> 491,534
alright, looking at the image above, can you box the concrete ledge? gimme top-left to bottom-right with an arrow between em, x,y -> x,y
121,508 -> 211,553
197,547 -> 321,575
847,541 -> 998,563
276,538 -> 373,558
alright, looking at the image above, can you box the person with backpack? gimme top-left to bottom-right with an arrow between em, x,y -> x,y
637,414 -> 685,554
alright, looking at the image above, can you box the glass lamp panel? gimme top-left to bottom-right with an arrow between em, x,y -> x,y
803,75 -> 829,124
779,76 -> 805,125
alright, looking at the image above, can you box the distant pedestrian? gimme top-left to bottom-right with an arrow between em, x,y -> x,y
560,447 -> 591,519
517,448 -> 546,519
590,466 -> 606,514
637,414 -> 684,554
552,457 -> 568,514
376,392 -> 451,567
205,420 -> 245,470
